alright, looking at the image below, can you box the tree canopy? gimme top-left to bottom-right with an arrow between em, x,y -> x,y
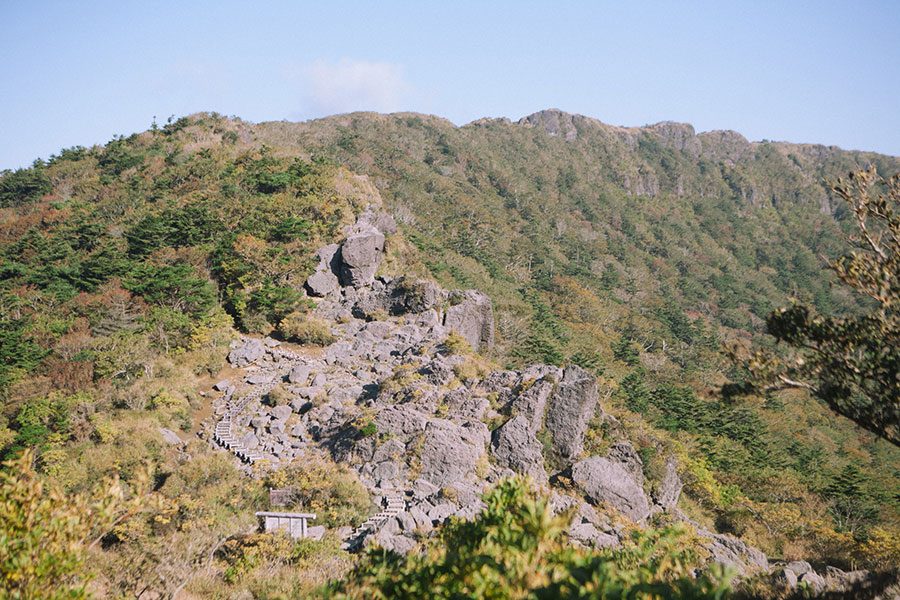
728,167 -> 900,447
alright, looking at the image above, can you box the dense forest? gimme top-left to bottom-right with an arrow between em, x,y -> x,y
1,110 -> 898,598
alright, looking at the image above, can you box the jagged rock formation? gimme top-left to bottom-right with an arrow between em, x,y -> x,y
202,205 -> 780,573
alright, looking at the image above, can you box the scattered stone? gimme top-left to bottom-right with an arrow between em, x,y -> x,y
510,377 -> 554,432
213,380 -> 230,392
264,337 -> 280,348
311,373 -> 327,388
799,571 -> 826,595
773,568 -> 798,589
306,270 -> 339,297
306,525 -> 326,541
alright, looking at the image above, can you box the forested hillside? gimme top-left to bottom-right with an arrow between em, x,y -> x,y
1,110 -> 898,598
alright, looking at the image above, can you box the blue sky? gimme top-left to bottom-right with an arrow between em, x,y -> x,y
2,1 -> 899,170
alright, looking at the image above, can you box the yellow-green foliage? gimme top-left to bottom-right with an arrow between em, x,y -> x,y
265,454 -> 371,528
322,476 -> 733,600
0,450 -> 148,600
443,331 -> 471,355
379,362 -> 423,395
278,313 -> 337,346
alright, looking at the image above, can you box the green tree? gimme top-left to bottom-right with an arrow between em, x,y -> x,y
727,168 -> 900,447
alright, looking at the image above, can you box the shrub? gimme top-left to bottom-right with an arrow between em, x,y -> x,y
277,313 -> 336,346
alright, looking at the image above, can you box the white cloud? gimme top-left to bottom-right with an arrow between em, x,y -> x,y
295,58 -> 412,117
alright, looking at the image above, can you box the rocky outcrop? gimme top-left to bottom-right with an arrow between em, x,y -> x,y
490,415 -> 548,483
354,277 -> 443,318
545,365 -> 598,460
339,226 -> 385,287
571,456 -> 650,523
419,419 -> 488,487
651,456 -> 682,510
443,290 -> 495,352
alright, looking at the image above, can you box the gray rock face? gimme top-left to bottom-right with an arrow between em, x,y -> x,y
785,560 -> 813,577
606,441 -> 644,486
340,227 -> 385,287
213,380 -> 229,392
773,568 -> 798,589
652,456 -> 682,509
271,405 -> 293,422
545,365 -> 598,460
374,407 -> 429,442
799,571 -> 825,595
158,428 -> 182,445
490,415 -> 549,482
287,365 -> 310,385
569,522 -> 619,549
443,290 -> 495,351
702,531 -> 768,576
354,277 -> 443,318
420,419 -> 487,487
306,270 -> 338,296
357,208 -> 398,236
510,377 -> 555,433
247,373 -> 272,385
227,338 -> 266,367
571,456 -> 650,523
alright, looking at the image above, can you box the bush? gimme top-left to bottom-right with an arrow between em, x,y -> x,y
277,313 -> 336,346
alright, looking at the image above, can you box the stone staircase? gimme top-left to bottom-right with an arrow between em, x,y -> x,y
212,378 -> 279,464
342,492 -> 407,551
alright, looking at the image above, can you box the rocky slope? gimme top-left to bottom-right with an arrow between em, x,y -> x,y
193,203 -> 865,593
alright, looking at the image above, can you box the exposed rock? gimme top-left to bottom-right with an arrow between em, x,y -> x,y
269,420 -> 286,435
374,406 -> 429,442
250,416 -> 270,429
354,277 -> 443,317
247,373 -> 272,385
443,290 -> 495,351
510,377 -> 555,433
340,226 -> 385,287
372,438 -> 406,464
545,365 -> 598,461
306,244 -> 341,297
159,428 -> 182,445
311,373 -> 327,388
373,461 -> 399,481
241,433 -> 259,449
702,531 -> 768,576
396,511 -> 417,532
571,456 -> 650,523
213,380 -> 229,392
228,338 -> 266,367
649,456 -> 681,510
357,207 -> 398,236
569,522 -> 619,549
799,571 -> 826,595
773,567 -> 798,589
428,502 -> 457,523
490,415 -> 549,482
420,419 -> 487,487
287,365 -> 310,385
605,441 -> 644,486
305,525 -> 326,541
271,405 -> 292,422
785,560 -> 813,576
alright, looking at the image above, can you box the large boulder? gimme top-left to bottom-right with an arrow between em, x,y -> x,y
340,226 -> 385,287
545,365 -> 598,460
420,419 -> 488,487
443,290 -> 495,352
373,406 -> 429,443
490,415 -> 549,482
571,456 -> 650,523
651,456 -> 682,510
305,244 -> 341,297
227,338 -> 266,368
701,531 -> 768,576
354,277 -> 443,318
606,441 -> 644,486
510,376 -> 555,433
